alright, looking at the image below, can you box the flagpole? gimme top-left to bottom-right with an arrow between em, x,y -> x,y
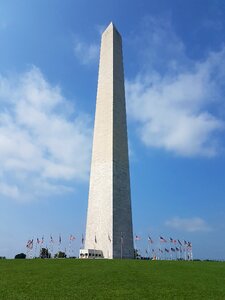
69,237 -> 71,258
159,238 -> 162,260
52,238 -> 54,258
81,234 -> 84,250
107,233 -> 110,258
31,237 -> 34,259
58,234 -> 60,255
34,239 -> 37,258
120,232 -> 123,259
26,240 -> 28,258
134,235 -> 136,258
94,234 -> 96,259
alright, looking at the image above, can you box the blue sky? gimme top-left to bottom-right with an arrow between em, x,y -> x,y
1,0 -> 225,259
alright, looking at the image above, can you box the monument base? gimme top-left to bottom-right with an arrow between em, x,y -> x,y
79,249 -> 104,259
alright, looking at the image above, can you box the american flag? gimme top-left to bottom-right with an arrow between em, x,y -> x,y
120,233 -> 123,244
165,248 -> 169,253
70,235 -> 76,241
37,238 -> 40,244
26,239 -> 33,249
171,247 -> 175,252
148,236 -> 153,243
82,234 -> 84,245
178,239 -> 182,246
50,235 -> 54,243
170,237 -> 174,243
135,235 -> 141,241
59,235 -> 61,244
160,236 -> 167,243
187,242 -> 192,249
108,234 -> 111,242
94,235 -> 97,243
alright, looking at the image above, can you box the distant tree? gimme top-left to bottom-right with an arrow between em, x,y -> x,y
0,256 -> 6,259
54,251 -> 67,259
40,248 -> 51,259
15,253 -> 26,259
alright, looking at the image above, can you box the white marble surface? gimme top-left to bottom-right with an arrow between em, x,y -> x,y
84,23 -> 134,259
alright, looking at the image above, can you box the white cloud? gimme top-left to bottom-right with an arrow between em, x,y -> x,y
74,38 -> 99,65
0,67 -> 92,202
137,15 -> 189,73
165,217 -> 212,232
126,17 -> 225,157
0,182 -> 20,200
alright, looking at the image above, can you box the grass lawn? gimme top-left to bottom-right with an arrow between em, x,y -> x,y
0,259 -> 225,299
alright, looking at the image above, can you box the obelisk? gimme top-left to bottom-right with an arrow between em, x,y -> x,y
84,23 -> 134,259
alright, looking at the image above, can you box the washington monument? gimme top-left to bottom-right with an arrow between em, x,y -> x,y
83,23 -> 134,259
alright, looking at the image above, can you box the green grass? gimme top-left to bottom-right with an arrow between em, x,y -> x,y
0,259 -> 225,299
